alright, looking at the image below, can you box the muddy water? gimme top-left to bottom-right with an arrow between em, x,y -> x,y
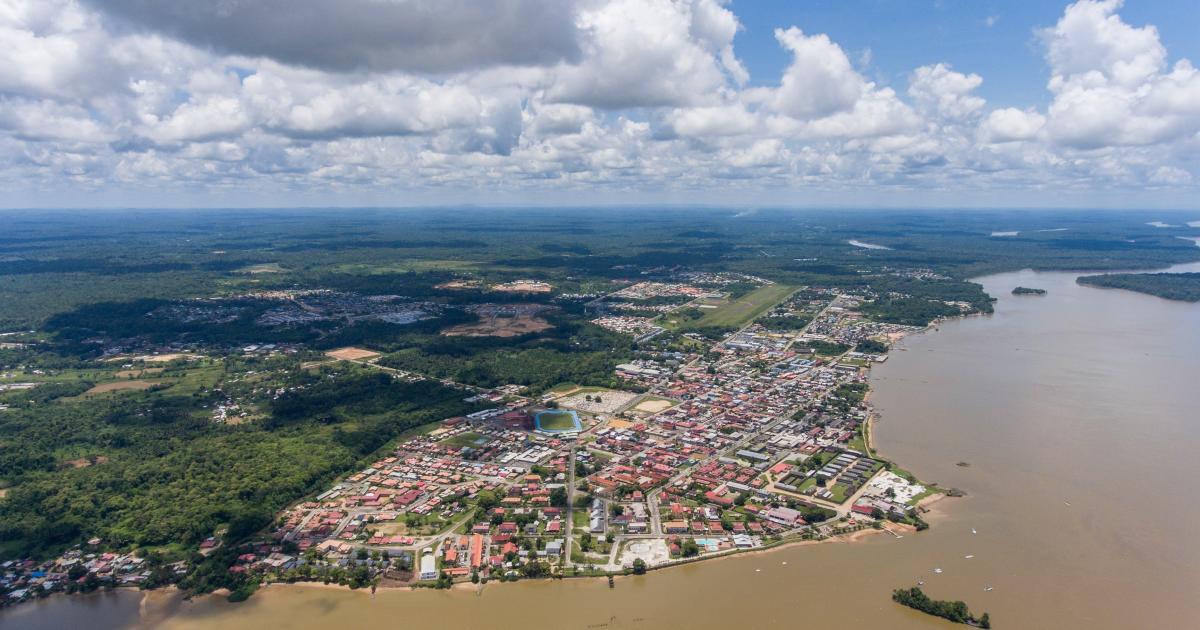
8,264 -> 1200,629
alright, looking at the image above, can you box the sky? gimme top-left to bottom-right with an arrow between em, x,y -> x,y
1,0 -> 1198,209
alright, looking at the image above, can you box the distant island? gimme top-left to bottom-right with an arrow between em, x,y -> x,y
893,586 -> 991,628
1011,287 -> 1046,296
1077,272 -> 1200,302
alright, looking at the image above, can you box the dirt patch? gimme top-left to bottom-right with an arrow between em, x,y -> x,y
64,455 -> 110,469
85,380 -> 160,395
237,263 -> 284,274
631,398 -> 675,414
300,360 -> 333,369
443,315 -> 553,337
435,279 -> 481,290
326,347 -> 382,361
490,280 -> 552,293
105,353 -> 197,363
370,521 -> 411,536
140,353 -> 195,363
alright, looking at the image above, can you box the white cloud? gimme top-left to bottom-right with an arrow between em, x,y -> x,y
0,0 -> 1196,205
767,27 -> 864,120
1041,0 -> 1200,148
980,108 -> 1046,142
547,0 -> 738,109
909,64 -> 985,122
665,104 -> 756,138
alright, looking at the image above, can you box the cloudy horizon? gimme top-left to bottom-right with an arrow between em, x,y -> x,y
1,0 -> 1198,209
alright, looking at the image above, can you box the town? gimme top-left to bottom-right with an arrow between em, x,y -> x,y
1,271 -> 948,601
8,270 -> 951,605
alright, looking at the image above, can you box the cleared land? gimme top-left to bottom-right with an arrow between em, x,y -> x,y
326,347 -> 382,361
442,314 -> 553,337
681,284 -> 797,329
84,380 -> 160,395
236,263 -> 284,274
629,396 -> 677,415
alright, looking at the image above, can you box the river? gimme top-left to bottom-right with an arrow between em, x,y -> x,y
6,263 -> 1200,629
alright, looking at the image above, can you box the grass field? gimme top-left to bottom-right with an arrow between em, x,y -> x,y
688,284 -> 797,329
439,431 -> 487,449
83,380 -> 160,395
536,410 -> 581,431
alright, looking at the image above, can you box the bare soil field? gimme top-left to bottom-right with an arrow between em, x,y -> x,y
84,380 -> 160,395
435,279 -> 481,290
237,263 -> 284,274
326,347 -> 382,361
442,314 -> 553,337
139,353 -> 196,363
105,353 -> 199,363
64,455 -> 110,469
630,397 -> 676,414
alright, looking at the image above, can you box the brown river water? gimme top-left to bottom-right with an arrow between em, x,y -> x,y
6,264 -> 1200,630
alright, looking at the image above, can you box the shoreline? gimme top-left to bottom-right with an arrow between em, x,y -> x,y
214,519 -> 924,601
3,302 -> 963,613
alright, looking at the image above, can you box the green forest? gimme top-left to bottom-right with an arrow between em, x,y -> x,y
1077,272 -> 1200,302
0,369 -> 477,559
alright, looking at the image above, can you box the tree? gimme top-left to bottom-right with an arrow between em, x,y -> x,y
550,486 -> 568,507
632,558 -> 647,574
475,490 -> 499,511
521,560 -> 546,578
980,613 -> 991,629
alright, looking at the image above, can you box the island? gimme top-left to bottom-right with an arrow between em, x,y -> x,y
893,586 -> 991,627
1076,272 -> 1200,302
1011,287 -> 1047,296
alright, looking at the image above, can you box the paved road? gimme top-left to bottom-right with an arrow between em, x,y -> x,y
564,446 -> 577,569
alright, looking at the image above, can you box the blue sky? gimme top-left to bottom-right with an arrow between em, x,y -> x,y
733,0 -> 1200,107
1,0 -> 1198,209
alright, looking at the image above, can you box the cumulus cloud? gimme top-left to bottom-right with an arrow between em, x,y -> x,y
909,64 -> 985,122
979,108 -> 1046,143
1041,0 -> 1200,148
85,0 -> 583,74
766,27 -> 865,120
547,0 -> 739,109
0,0 -> 1196,205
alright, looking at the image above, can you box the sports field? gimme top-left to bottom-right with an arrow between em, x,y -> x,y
535,410 -> 583,432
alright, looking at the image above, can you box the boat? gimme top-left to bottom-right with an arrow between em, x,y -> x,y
984,586 -> 994,592
933,568 -> 943,574
964,555 -> 974,559
971,528 -> 977,534
917,580 -> 925,586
